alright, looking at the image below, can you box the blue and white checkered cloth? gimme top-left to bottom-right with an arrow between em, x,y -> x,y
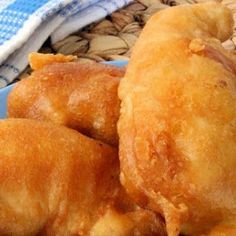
0,0 -> 132,87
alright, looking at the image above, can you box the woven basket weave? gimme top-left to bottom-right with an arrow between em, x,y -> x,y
18,0 -> 236,80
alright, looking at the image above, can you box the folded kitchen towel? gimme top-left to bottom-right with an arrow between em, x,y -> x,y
0,0 -> 132,88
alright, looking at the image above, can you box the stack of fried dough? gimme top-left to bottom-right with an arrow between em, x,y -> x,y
2,2 -> 236,235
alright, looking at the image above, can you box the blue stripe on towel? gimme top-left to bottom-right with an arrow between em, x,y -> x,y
0,0 -> 50,46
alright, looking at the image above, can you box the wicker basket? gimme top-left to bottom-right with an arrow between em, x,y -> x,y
18,0 -> 236,80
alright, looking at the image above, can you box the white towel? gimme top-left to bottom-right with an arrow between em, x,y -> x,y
0,0 -> 132,88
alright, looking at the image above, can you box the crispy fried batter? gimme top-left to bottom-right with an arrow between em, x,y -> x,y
118,3 -> 236,236
29,52 -> 76,70
8,60 -> 124,146
0,119 -> 166,236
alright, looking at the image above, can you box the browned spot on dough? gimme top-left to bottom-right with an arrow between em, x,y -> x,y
204,45 -> 236,76
218,80 -> 228,88
189,39 -> 236,76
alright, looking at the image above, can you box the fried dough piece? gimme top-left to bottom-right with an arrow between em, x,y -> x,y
29,52 -> 77,70
0,119 -> 166,236
8,60 -> 124,146
91,208 -> 166,236
118,2 -> 236,236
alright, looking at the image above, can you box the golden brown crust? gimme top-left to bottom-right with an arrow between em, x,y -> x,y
8,61 -> 124,146
29,52 -> 77,70
0,119 -> 166,235
0,119 -> 118,235
118,3 -> 236,236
